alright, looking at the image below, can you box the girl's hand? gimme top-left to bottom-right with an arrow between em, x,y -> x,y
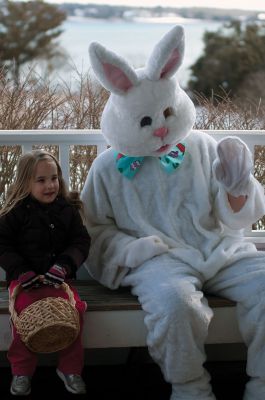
43,265 -> 66,288
18,271 -> 41,290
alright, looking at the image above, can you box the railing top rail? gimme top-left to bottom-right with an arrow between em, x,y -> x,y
203,130 -> 265,144
0,129 -> 265,134
0,129 -> 104,144
0,129 -> 101,134
0,129 -> 264,144
203,130 -> 265,134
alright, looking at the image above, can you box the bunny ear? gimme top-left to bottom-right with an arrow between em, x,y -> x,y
146,25 -> 185,80
89,42 -> 139,94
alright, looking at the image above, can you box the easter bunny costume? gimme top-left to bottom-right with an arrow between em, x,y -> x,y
82,26 -> 265,399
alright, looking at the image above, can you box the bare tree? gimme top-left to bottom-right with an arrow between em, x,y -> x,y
0,0 -> 66,82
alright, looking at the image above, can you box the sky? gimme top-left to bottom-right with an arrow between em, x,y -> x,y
48,0 -> 265,12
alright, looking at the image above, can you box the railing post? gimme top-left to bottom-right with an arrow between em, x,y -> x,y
21,144 -> 32,154
97,142 -> 108,155
59,144 -> 70,186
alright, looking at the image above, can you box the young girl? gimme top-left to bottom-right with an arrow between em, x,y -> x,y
0,149 -> 91,396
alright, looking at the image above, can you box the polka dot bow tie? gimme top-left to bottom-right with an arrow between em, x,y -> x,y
114,143 -> 186,180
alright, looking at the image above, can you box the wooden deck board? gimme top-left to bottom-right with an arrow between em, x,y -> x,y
0,280 -> 236,314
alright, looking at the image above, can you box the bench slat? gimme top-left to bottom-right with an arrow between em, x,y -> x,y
0,280 -> 236,314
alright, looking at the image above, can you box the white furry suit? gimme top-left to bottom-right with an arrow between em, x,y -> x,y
82,25 -> 265,400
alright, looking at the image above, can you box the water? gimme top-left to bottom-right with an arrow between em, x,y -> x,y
53,17 -> 223,88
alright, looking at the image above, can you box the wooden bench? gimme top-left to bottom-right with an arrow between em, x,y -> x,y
0,280 -> 242,351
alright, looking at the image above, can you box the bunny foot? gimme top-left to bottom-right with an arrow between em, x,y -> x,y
170,371 -> 216,400
243,377 -> 265,400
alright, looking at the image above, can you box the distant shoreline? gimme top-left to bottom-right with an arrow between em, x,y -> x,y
67,15 -> 202,24
60,3 -> 263,24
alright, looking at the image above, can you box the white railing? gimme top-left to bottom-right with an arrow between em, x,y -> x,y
0,129 -> 108,184
1,129 -> 265,244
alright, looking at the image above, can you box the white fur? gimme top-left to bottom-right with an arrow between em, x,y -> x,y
82,25 -> 265,400
82,131 -> 264,287
213,136 -> 253,196
89,25 -> 196,156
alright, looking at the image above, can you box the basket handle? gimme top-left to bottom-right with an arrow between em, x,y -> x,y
61,282 -> 76,307
9,281 -> 76,324
9,284 -> 21,325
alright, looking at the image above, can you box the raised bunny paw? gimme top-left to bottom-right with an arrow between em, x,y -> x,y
213,136 -> 253,196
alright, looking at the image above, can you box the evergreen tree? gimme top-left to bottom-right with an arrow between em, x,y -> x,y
0,0 -> 66,82
189,20 -> 265,99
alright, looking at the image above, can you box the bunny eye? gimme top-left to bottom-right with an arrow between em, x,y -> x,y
164,107 -> 174,118
140,116 -> 152,127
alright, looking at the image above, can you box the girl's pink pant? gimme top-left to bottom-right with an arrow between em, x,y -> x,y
8,281 -> 87,376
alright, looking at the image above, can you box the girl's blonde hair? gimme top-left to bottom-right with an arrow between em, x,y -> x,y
0,149 -> 84,217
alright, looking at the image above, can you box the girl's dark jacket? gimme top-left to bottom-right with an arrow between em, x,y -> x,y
0,195 -> 91,286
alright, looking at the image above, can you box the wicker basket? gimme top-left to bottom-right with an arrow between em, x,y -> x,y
9,282 -> 80,353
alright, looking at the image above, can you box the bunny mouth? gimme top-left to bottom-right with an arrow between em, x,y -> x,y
156,144 -> 170,153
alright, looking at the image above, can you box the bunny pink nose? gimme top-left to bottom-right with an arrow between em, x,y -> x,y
153,127 -> 169,139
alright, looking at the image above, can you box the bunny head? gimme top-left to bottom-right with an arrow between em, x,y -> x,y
89,25 -> 196,157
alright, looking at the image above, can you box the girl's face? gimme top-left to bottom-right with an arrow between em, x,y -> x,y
30,158 -> 60,204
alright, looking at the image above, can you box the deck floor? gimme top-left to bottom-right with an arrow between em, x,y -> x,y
0,360 -> 248,399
